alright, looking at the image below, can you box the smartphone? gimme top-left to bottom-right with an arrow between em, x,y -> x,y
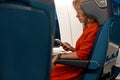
55,39 -> 64,45
55,39 -> 69,48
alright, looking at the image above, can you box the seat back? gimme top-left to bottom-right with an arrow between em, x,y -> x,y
102,17 -> 120,80
81,18 -> 111,80
0,0 -> 55,80
102,1 -> 120,79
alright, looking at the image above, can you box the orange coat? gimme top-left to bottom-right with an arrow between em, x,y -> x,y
51,21 -> 99,80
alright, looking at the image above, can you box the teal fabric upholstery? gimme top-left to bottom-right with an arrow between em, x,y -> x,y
0,0 -> 55,80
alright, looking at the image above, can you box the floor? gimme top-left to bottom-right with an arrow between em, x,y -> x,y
116,49 -> 120,67
115,49 -> 120,80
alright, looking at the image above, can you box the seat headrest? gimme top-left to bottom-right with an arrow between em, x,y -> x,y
81,0 -> 112,25
0,0 -> 55,12
0,0 -> 54,5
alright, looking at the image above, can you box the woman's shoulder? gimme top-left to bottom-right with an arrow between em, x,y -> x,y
88,21 -> 99,30
83,22 -> 99,36
92,21 -> 99,27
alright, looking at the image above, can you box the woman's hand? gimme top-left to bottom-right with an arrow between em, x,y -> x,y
51,54 -> 62,70
61,42 -> 75,51
51,55 -> 57,70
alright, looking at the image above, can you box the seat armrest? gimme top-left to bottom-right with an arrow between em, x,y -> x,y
56,59 -> 100,70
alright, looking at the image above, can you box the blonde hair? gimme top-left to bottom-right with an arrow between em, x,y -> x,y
72,0 -> 95,24
72,0 -> 86,12
72,0 -> 85,6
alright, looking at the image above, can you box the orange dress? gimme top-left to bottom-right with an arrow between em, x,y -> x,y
51,21 -> 99,80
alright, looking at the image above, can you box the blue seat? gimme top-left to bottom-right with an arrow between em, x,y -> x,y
114,0 -> 120,4
56,0 -> 120,80
0,0 -> 55,80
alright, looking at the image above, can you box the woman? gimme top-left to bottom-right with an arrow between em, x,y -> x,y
51,0 -> 99,80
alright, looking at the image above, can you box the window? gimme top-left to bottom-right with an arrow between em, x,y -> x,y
54,12 -> 61,47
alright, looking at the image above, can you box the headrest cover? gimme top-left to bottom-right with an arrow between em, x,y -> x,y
95,0 -> 107,8
81,0 -> 112,25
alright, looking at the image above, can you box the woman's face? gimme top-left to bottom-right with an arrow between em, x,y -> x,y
74,4 -> 87,23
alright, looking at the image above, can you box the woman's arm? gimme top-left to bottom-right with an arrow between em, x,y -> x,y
60,52 -> 79,59
51,52 -> 78,70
